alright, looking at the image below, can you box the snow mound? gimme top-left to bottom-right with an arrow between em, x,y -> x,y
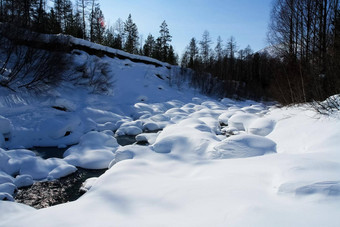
135,133 -> 159,145
80,177 -> 98,193
47,164 -> 77,180
280,181 -> 340,197
20,157 -> 76,180
0,183 -> 16,195
0,171 -> 14,184
211,134 -> 277,159
14,175 -> 33,188
108,147 -> 135,168
228,113 -> 258,131
115,126 -> 143,136
63,131 -> 119,169
248,118 -> 276,136
152,118 -> 218,157
38,115 -> 81,140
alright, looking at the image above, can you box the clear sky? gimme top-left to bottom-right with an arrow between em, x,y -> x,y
100,0 -> 273,55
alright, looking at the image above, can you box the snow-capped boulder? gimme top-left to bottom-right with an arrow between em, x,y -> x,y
14,175 -> 34,188
211,134 -> 277,159
64,131 -> 119,169
228,113 -> 258,131
0,183 -> 16,195
108,147 -> 134,168
248,118 -> 276,136
47,164 -> 77,180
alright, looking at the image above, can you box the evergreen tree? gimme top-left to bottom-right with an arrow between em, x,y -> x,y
124,14 -> 139,54
158,20 -> 172,62
143,34 -> 155,57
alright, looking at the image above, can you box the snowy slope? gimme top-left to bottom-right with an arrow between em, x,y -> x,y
0,43 -> 340,226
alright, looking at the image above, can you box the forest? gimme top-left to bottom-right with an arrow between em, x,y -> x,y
0,0 -> 339,111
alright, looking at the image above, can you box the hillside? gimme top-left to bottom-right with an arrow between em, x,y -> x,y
0,38 -> 340,227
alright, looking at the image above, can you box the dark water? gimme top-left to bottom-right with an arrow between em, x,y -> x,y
16,135 -> 139,209
15,168 -> 106,209
116,135 -> 137,146
30,146 -> 70,159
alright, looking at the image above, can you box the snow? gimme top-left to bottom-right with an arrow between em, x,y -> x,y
0,38 -> 340,226
63,131 -> 119,169
211,134 -> 276,159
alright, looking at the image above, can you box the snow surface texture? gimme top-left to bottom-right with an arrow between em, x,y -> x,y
0,45 -> 340,226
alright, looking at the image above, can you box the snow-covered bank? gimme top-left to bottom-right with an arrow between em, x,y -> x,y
1,43 -> 340,226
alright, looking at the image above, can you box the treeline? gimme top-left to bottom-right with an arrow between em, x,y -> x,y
180,32 -> 275,99
0,0 -> 177,64
180,0 -> 340,105
268,0 -> 340,106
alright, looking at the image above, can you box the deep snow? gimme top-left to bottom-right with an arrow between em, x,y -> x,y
0,44 -> 340,226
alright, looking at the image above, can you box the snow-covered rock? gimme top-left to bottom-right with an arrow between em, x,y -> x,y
14,175 -> 33,188
211,134 -> 277,159
228,113 -> 258,131
248,118 -> 276,136
63,131 -> 119,169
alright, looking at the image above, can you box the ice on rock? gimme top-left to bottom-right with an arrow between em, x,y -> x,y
14,175 -> 33,188
211,134 -> 277,159
64,131 -> 119,169
228,113 -> 258,131
248,118 -> 276,136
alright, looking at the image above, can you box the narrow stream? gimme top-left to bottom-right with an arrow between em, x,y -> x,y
14,135 -> 138,209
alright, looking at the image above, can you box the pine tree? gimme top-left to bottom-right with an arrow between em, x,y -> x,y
143,34 -> 155,57
158,20 -> 172,62
124,14 -> 139,54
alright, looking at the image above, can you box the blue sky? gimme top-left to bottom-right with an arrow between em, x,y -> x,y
100,0 -> 273,54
